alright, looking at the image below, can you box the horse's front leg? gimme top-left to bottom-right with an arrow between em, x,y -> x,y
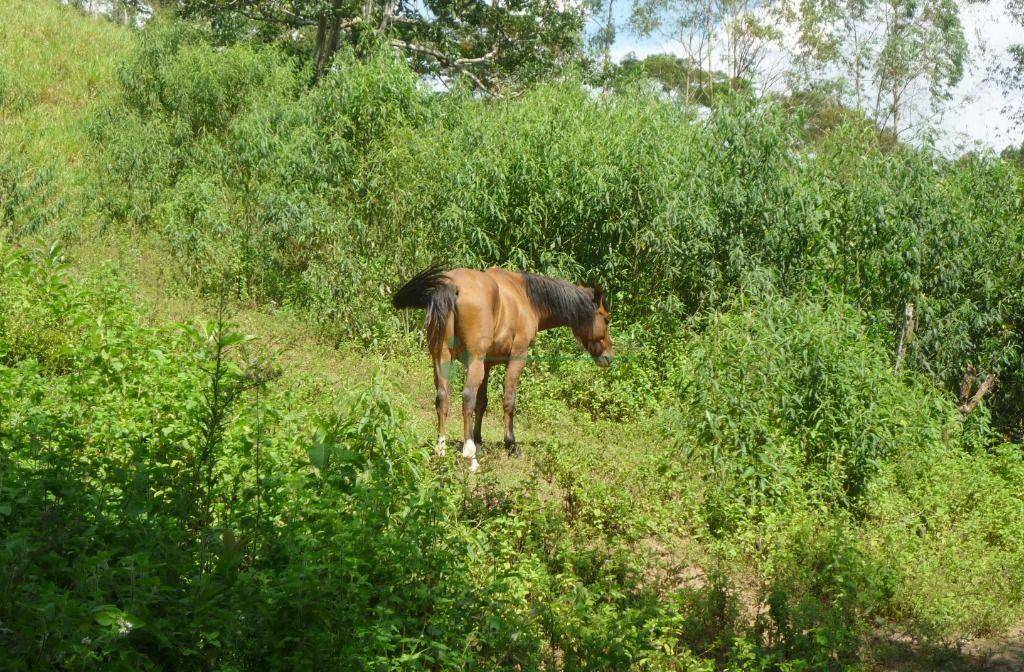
461,358 -> 486,472
502,356 -> 526,456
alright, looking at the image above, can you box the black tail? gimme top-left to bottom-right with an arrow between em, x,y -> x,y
392,265 -> 457,345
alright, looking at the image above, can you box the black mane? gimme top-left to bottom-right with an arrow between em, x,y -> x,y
522,273 -> 594,329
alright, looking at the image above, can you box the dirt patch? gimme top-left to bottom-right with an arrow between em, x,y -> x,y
962,626 -> 1024,671
868,626 -> 1024,671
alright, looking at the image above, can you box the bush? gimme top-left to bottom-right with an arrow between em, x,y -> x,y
654,295 -> 1024,651
866,440 -> 1024,641
663,296 -> 964,520
754,514 -> 888,671
0,149 -> 61,239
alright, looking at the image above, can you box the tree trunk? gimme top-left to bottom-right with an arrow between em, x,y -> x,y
313,0 -> 346,82
959,373 -> 997,415
894,302 -> 916,372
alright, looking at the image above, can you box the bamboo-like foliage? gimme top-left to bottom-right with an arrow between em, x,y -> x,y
89,19 -> 1024,430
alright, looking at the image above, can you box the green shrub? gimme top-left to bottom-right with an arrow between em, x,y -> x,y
0,149 -> 61,239
657,296 -> 1024,650
866,440 -> 1024,641
754,515 -> 888,671
664,296 -> 964,519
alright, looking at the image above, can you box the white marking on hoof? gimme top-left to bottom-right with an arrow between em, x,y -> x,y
435,436 -> 447,457
462,438 -> 477,460
468,458 -> 480,473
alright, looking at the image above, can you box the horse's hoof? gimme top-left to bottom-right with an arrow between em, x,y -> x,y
468,458 -> 480,473
435,436 -> 447,457
461,438 -> 477,460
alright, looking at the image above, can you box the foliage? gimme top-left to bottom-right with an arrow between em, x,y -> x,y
866,440 -> 1024,640
663,297 -> 965,519
627,0 -> 786,95
83,22 -> 1024,434
606,53 -> 749,105
790,0 -> 968,138
175,0 -> 584,90
0,150 -> 61,240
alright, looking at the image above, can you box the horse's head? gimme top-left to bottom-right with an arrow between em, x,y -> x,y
572,286 -> 613,368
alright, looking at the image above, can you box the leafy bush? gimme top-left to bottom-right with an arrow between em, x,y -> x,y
664,296 -> 963,519
0,149 -> 61,239
866,440 -> 1024,640
754,514 -> 888,671
656,295 -> 1024,651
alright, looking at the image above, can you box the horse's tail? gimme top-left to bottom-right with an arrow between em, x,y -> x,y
392,265 -> 457,346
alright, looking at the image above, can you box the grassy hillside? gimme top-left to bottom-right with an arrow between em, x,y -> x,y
0,0 -> 133,233
2,3 -> 1024,671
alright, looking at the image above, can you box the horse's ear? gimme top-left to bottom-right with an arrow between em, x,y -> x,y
592,285 -> 605,307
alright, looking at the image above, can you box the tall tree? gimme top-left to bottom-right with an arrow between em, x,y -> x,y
628,0 -> 785,103
177,0 -> 584,90
790,0 -> 967,139
609,52 -> 742,102
998,0 -> 1024,129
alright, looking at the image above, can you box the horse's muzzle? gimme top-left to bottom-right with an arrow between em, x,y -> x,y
594,353 -> 613,368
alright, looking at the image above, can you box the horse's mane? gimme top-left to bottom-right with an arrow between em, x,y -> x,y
522,273 -> 594,329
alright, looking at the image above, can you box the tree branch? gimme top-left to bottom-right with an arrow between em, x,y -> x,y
390,39 -> 497,93
959,363 -> 976,405
453,49 -> 497,66
959,372 -> 997,415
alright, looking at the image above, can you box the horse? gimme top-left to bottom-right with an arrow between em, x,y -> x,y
392,266 -> 613,472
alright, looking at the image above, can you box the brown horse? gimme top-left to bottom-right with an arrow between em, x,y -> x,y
392,266 -> 613,472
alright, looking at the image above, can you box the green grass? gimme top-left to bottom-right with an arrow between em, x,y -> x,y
0,0 -> 132,215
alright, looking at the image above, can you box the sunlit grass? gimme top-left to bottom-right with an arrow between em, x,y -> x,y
0,0 -> 132,213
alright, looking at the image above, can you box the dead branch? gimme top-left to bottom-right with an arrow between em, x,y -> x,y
959,372 -> 997,415
959,363 -> 976,405
894,302 -> 916,372
390,39 -> 497,93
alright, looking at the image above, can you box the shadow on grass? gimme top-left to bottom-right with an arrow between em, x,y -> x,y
868,630 -> 1024,672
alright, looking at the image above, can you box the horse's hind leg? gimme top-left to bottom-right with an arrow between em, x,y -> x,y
432,348 -> 453,457
503,356 -> 526,456
472,363 -> 492,446
461,358 -> 486,473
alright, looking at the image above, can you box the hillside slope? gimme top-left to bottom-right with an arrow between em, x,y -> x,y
0,0 -> 132,222
2,3 -> 1023,671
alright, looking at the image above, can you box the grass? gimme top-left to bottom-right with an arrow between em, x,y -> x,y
0,0 -> 132,213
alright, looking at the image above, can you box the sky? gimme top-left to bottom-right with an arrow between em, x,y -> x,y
602,0 -> 1024,153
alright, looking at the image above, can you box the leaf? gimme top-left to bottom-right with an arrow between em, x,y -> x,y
308,441 -> 328,470
92,605 -> 121,627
